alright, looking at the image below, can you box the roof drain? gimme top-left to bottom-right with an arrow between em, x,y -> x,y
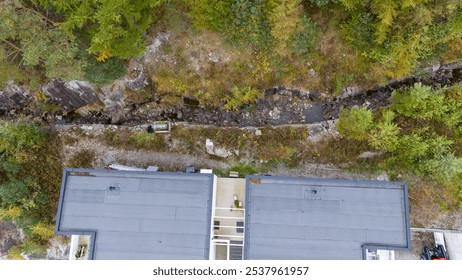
305,187 -> 322,200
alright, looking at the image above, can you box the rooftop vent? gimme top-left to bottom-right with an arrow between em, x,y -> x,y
106,185 -> 120,196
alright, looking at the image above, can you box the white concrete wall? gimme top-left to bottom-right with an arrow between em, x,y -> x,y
209,175 -> 218,260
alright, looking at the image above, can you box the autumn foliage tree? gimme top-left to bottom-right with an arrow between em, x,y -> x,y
0,121 -> 63,236
339,0 -> 462,78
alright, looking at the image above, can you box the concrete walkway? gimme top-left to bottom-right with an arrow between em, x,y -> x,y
444,232 -> 462,260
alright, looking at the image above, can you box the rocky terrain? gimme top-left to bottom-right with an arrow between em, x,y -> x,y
0,221 -> 23,259
1,52 -> 461,127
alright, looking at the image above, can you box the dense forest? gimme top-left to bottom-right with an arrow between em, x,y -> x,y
1,0 -> 462,258
1,0 -> 462,90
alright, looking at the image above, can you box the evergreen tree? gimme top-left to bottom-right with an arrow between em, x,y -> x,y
37,0 -> 162,60
0,0 -> 84,81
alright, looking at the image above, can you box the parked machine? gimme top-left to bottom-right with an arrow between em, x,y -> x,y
420,244 -> 449,260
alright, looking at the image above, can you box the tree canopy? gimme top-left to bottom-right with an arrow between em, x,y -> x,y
37,0 -> 162,60
339,0 -> 462,78
0,0 -> 84,82
0,121 -> 62,236
337,83 -> 462,182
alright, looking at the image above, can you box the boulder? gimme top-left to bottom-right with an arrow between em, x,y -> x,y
0,82 -> 30,113
101,86 -> 128,123
41,80 -> 99,112
0,221 -> 23,257
205,139 -> 231,158
46,238 -> 70,260
124,58 -> 150,91
124,69 -> 149,91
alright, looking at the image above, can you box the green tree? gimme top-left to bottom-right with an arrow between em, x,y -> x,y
444,85 -> 462,128
37,0 -> 162,60
392,133 -> 429,168
420,153 -> 462,182
31,222 -> 55,241
0,0 -> 84,81
338,83 -> 462,182
369,110 -> 400,151
391,83 -> 447,121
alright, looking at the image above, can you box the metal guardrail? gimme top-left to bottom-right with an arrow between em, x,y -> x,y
411,227 -> 462,233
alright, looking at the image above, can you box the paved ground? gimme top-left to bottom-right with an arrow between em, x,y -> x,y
444,232 -> 462,260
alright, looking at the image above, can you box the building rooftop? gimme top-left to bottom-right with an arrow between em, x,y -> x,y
244,176 -> 411,260
55,169 -> 214,260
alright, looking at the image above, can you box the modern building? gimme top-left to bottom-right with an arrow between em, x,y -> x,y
244,176 -> 411,260
55,169 -> 216,260
55,169 -> 410,260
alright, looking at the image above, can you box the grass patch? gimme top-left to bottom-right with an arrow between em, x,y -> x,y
227,162 -> 258,178
102,129 -> 167,152
67,149 -> 96,168
6,240 -> 48,260
7,245 -> 25,260
170,125 -> 309,164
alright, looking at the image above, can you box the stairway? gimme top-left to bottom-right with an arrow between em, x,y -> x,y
229,241 -> 243,260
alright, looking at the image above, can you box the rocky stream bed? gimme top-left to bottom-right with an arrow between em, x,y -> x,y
1,60 -> 461,127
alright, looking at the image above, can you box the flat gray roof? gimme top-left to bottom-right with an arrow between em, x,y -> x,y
244,176 -> 411,260
56,169 -> 214,260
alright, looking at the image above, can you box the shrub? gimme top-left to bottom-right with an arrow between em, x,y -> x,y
228,0 -> 273,49
31,222 -> 55,241
0,179 -> 31,205
0,121 -> 63,239
0,60 -> 26,88
290,16 -> 320,57
338,83 -> 462,182
337,107 -> 373,140
128,131 -> 167,151
83,56 -> 127,87
224,86 -> 263,111
183,0 -> 232,31
7,245 -> 25,260
0,121 -> 45,163
269,0 -> 303,56
0,206 -> 21,220
228,163 -> 258,178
